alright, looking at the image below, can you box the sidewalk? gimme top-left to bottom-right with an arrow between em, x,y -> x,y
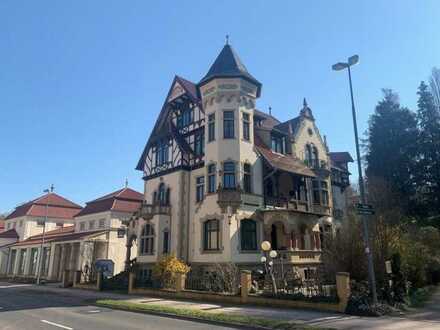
19,283 -> 440,329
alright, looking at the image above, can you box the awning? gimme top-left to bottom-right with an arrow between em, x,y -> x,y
256,146 -> 316,177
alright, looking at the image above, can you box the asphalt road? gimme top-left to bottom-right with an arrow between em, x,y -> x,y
0,282 -> 237,330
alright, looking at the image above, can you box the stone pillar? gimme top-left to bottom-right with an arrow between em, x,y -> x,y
314,232 -> 321,250
23,248 -> 32,276
240,270 -> 252,304
62,269 -> 70,288
175,273 -> 186,293
73,270 -> 81,287
336,272 -> 350,312
128,271 -> 136,294
291,231 -> 297,250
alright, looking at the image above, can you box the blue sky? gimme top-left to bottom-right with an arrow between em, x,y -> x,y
1,1 -> 439,212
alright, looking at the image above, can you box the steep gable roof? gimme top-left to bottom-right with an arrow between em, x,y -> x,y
199,44 -> 261,96
75,187 -> 143,218
5,193 -> 82,220
136,75 -> 200,171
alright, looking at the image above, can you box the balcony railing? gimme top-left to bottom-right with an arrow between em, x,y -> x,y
264,196 -> 309,212
139,202 -> 171,218
276,249 -> 322,264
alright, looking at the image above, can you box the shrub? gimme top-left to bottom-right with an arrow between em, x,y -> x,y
152,254 -> 190,288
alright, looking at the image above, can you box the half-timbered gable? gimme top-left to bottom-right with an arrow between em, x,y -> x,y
137,76 -> 205,179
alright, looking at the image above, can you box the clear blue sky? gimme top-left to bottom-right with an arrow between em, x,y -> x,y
1,1 -> 439,213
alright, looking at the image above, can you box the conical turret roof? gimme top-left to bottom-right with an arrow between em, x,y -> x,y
199,44 -> 261,96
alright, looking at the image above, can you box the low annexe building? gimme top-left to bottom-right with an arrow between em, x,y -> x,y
128,42 -> 353,282
0,187 -> 142,282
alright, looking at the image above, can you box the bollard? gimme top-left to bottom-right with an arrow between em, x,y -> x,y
96,271 -> 103,291
240,270 -> 252,304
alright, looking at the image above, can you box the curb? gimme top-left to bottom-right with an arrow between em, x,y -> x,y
94,302 -> 293,330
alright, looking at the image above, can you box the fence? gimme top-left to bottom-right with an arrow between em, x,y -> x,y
251,265 -> 338,303
128,270 -> 351,313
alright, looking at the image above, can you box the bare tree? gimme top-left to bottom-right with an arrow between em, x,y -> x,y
430,67 -> 440,110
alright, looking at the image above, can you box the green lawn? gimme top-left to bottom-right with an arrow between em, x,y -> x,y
95,299 -> 335,330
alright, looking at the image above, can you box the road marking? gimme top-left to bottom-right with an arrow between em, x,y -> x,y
0,284 -> 32,289
87,310 -> 101,313
40,320 -> 73,330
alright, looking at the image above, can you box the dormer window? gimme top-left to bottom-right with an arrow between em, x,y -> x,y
271,134 -> 285,154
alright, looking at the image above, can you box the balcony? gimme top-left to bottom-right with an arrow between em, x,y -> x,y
217,187 -> 242,213
139,202 -> 171,220
305,159 -> 331,177
264,196 -> 309,212
277,249 -> 322,264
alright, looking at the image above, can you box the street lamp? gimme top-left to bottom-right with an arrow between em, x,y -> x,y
332,55 -> 378,304
260,241 -> 278,294
36,185 -> 53,285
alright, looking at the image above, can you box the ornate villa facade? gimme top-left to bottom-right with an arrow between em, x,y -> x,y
128,43 -> 353,280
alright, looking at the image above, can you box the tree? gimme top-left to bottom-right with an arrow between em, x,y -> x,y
429,67 -> 440,111
416,81 -> 440,216
365,89 -> 419,213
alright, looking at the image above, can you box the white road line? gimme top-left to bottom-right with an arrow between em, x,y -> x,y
0,284 -> 32,289
87,310 -> 101,313
40,320 -> 73,330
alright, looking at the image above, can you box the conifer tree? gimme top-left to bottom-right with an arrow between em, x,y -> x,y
365,89 -> 419,213
416,81 -> 440,215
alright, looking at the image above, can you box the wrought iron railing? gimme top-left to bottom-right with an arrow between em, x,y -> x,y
251,265 -> 337,302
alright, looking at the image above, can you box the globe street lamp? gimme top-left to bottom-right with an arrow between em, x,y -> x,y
332,55 -> 378,304
260,241 -> 278,294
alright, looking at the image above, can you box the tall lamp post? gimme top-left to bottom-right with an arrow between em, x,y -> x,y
332,55 -> 378,304
36,185 -> 53,285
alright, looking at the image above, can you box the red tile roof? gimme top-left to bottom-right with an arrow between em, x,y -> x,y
0,229 -> 19,239
5,193 -> 82,220
75,187 -> 143,218
256,145 -> 316,177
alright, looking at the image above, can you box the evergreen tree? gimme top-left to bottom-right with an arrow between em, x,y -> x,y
365,89 -> 419,213
429,67 -> 440,111
416,81 -> 440,215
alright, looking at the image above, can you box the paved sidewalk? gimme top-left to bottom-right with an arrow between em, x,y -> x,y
14,282 -> 440,329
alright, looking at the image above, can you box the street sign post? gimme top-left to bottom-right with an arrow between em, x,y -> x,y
356,203 -> 375,216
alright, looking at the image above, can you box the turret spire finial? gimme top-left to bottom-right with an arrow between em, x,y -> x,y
269,106 -> 272,116
303,98 -> 308,108
225,34 -> 229,45
125,178 -> 128,188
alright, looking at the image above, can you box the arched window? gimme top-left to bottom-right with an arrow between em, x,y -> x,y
241,219 -> 257,250
158,183 -> 166,205
305,144 -> 312,166
203,219 -> 220,251
312,146 -> 319,168
140,224 -> 155,255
